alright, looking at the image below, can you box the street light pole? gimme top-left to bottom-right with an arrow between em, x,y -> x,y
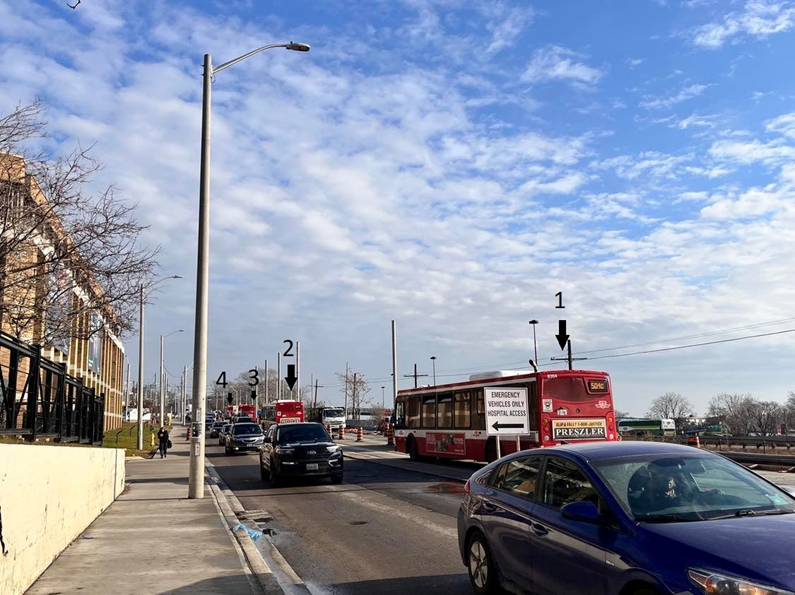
188,42 -> 310,500
529,320 -> 539,368
137,284 -> 145,450
430,356 -> 437,386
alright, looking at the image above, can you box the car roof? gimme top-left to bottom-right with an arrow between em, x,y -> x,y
536,440 -> 713,462
274,422 -> 322,427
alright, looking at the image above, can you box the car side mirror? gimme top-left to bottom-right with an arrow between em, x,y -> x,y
561,500 -> 601,524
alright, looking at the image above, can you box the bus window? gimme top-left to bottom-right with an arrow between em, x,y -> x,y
422,396 -> 436,428
437,393 -> 452,428
473,389 -> 485,430
407,396 -> 421,428
544,376 -> 606,402
454,391 -> 470,429
395,398 -> 406,428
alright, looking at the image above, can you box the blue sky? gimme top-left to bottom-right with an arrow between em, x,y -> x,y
2,0 -> 795,415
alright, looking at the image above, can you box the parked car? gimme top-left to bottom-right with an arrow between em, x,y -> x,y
259,422 -> 343,487
457,441 -> 795,595
232,415 -> 254,425
209,421 -> 226,438
218,423 -> 231,445
224,422 -> 265,455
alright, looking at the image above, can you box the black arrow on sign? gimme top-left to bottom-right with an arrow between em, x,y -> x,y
492,421 -> 524,432
226,392 -> 233,405
285,364 -> 298,391
250,390 -> 257,401
556,320 -> 569,350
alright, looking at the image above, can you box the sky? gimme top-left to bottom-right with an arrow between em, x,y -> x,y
2,0 -> 795,416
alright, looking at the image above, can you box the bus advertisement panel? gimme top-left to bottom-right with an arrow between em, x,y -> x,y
394,369 -> 617,463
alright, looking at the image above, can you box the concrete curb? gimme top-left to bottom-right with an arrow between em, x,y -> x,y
205,463 -> 311,594
205,466 -> 283,595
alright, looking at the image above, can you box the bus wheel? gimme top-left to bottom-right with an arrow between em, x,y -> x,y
408,436 -> 420,461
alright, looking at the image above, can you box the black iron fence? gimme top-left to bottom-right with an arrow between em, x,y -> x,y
0,330 -> 104,444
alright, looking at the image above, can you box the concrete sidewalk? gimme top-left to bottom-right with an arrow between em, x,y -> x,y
27,428 -> 270,595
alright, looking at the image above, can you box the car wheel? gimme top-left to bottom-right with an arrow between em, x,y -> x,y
331,474 -> 343,485
467,532 -> 498,595
631,589 -> 660,595
270,462 -> 282,488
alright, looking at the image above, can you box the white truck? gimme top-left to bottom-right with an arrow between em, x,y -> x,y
308,407 -> 346,431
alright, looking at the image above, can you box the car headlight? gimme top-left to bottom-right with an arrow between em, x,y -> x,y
689,568 -> 795,595
327,445 -> 340,453
275,446 -> 294,454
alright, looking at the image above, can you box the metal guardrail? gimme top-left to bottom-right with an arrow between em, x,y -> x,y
0,330 -> 104,444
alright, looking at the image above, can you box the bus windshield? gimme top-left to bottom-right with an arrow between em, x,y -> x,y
543,376 -> 606,402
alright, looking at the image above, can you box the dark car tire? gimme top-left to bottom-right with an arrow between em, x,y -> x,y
631,589 -> 660,595
270,462 -> 282,488
466,532 -> 499,595
331,474 -> 343,484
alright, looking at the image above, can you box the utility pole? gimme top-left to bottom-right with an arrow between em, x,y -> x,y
314,379 -> 324,409
159,335 -> 164,428
550,340 -> 587,370
264,359 -> 269,404
392,321 -> 398,420
529,320 -> 539,370
277,352 -> 282,401
344,362 -> 349,421
136,284 -> 144,450
404,364 -> 428,389
430,356 -> 437,386
296,341 -> 301,401
353,373 -> 358,420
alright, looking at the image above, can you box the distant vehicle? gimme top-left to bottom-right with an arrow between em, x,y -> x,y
124,408 -> 151,422
224,422 -> 265,455
307,406 -> 346,430
259,422 -> 342,487
218,423 -> 231,445
261,400 -> 305,426
210,421 -> 226,438
395,369 -> 618,463
226,404 -> 257,421
618,418 -> 676,437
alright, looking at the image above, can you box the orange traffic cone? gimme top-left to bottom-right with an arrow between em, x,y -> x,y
356,427 -> 363,442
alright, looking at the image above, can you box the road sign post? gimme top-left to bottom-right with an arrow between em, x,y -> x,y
485,387 -> 529,460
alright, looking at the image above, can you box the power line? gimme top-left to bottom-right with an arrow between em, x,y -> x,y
583,327 -> 795,361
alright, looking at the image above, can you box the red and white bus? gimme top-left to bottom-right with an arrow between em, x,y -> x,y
394,369 -> 618,463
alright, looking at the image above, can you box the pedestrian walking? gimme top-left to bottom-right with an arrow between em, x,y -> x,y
157,427 -> 170,458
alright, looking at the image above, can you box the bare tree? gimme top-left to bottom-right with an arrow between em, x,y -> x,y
646,392 -> 694,431
748,400 -> 784,436
336,368 -> 371,420
1,101 -> 159,344
707,393 -> 756,436
614,409 -> 630,419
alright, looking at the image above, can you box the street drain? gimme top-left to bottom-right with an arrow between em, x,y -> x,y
348,521 -> 368,526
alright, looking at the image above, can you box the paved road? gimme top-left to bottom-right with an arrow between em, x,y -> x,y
207,440 -> 472,595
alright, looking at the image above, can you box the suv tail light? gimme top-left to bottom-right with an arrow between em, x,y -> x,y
464,479 -> 470,494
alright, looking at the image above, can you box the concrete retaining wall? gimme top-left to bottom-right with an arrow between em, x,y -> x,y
0,443 -> 125,595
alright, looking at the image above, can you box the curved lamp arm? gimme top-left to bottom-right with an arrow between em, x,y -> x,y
213,42 -> 310,74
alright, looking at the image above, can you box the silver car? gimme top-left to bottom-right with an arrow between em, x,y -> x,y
218,423 -> 231,445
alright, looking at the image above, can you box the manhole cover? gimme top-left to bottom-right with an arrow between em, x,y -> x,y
236,509 -> 274,523
348,521 -> 368,526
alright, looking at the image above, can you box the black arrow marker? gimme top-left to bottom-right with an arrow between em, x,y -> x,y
285,364 -> 298,391
226,392 -> 233,404
556,320 -> 569,350
492,421 -> 524,432
250,390 -> 257,401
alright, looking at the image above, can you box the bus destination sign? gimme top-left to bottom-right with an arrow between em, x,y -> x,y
485,387 -> 529,436
552,419 -> 607,441
588,379 -> 608,393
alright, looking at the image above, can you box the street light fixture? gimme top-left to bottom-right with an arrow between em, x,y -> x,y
430,356 -> 437,386
529,320 -> 539,370
188,41 -> 311,500
160,329 -> 185,428
136,275 -> 182,450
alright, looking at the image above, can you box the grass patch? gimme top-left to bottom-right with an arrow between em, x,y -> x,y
103,421 -> 169,458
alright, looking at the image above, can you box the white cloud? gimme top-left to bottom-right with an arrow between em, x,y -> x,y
627,58 -> 645,68
521,45 -> 604,88
709,138 -> 795,164
485,6 -> 534,53
690,0 -> 795,49
766,111 -> 795,139
640,83 -> 709,110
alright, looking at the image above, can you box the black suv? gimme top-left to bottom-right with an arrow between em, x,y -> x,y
259,422 -> 343,487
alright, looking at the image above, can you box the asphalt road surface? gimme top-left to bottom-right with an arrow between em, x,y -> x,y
208,441 -> 473,595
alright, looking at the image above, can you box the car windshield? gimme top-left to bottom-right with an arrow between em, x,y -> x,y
212,422 -> 224,427
324,409 -> 344,417
276,424 -> 330,444
233,424 -> 261,435
593,453 -> 795,522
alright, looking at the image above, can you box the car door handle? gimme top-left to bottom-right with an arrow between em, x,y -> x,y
531,522 -> 549,536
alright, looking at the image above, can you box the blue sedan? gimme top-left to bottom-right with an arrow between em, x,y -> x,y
457,441 -> 795,595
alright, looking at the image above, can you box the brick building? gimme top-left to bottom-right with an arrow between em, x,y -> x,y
0,154 -> 124,431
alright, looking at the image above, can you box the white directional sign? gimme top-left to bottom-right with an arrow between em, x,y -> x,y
485,387 -> 529,436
